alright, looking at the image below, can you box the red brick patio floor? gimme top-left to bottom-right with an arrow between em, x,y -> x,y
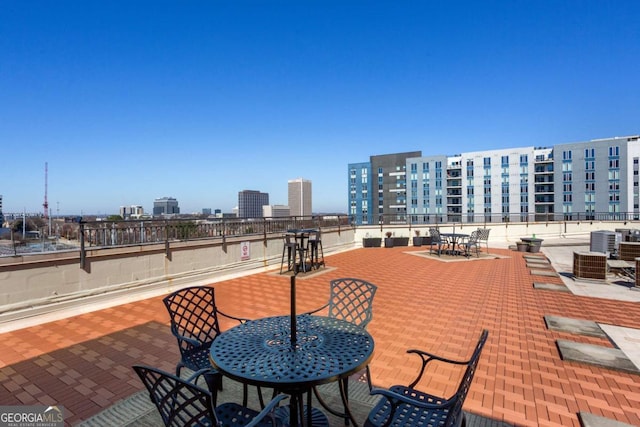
1,246 -> 640,426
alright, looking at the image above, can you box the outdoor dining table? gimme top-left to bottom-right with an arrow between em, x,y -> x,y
286,228 -> 317,272
209,314 -> 374,427
440,232 -> 469,256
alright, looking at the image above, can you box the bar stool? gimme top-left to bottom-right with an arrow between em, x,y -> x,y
280,234 -> 299,274
295,232 -> 312,273
308,229 -> 325,269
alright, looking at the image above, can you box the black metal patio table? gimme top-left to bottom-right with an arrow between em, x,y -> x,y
440,232 -> 469,256
286,228 -> 317,272
209,314 -> 374,427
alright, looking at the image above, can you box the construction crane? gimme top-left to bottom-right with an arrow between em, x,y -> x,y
43,162 -> 48,221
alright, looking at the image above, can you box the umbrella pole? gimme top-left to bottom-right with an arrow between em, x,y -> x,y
290,275 -> 297,347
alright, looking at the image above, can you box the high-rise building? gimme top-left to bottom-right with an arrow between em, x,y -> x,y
238,190 -> 269,218
0,194 -> 4,225
553,136 -> 640,219
348,162 -> 372,224
349,152 -> 421,225
349,135 -> 640,224
288,178 -> 312,217
153,197 -> 180,216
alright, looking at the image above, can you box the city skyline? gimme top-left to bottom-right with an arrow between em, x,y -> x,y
1,1 -> 639,215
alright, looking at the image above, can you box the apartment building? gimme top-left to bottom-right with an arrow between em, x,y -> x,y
553,136 -> 640,219
348,135 -> 639,225
349,152 -> 422,225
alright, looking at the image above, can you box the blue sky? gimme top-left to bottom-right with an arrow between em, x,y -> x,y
1,1 -> 639,216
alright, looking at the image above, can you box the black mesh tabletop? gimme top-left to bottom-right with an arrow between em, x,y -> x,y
210,315 -> 374,392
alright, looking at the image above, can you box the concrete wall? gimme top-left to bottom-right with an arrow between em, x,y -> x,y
1,219 -> 638,332
0,227 -> 355,330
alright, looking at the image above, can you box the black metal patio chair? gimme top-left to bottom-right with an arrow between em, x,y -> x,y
476,228 -> 491,254
364,329 -> 489,427
307,278 -> 378,425
133,365 -> 288,427
428,228 -> 450,257
306,277 -> 378,328
163,285 -> 254,405
459,230 -> 480,258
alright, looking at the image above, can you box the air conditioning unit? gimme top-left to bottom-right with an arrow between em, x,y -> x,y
590,231 -> 621,257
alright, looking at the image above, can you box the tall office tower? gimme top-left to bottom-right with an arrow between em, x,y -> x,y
288,178 -> 312,217
153,197 -> 180,216
238,190 -> 269,218
0,194 -> 4,225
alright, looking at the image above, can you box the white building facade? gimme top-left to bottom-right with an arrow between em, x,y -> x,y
553,136 -> 640,219
263,204 -> 290,218
349,135 -> 640,225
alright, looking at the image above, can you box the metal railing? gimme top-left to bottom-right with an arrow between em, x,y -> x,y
1,215 -> 352,260
77,215 -> 350,248
351,212 -> 640,226
75,215 -> 351,269
4,211 -> 639,260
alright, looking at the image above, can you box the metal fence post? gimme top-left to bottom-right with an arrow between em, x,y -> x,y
79,221 -> 86,270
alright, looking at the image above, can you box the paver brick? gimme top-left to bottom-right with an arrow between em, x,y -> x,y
1,247 -> 640,426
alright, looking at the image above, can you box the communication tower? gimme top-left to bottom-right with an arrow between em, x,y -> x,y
43,162 -> 49,220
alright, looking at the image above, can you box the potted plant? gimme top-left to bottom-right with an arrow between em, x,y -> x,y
384,231 -> 394,248
422,230 -> 433,246
528,241 -> 542,253
413,230 -> 422,247
362,233 -> 381,248
520,235 -> 543,253
394,235 -> 410,246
